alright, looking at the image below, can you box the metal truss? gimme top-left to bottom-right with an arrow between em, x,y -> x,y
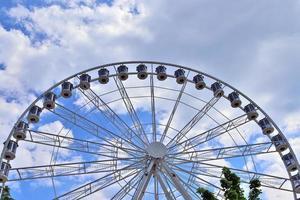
160,77 -> 188,143
166,96 -> 220,147
168,142 -> 275,162
9,158 -> 142,181
78,86 -> 147,148
50,103 -> 144,153
113,75 -> 150,145
169,113 -> 250,152
25,129 -> 143,158
1,61 -> 298,200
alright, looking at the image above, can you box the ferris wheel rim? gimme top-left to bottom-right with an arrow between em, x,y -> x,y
0,61 -> 299,199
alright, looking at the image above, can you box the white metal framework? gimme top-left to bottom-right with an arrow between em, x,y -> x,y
0,61 -> 299,199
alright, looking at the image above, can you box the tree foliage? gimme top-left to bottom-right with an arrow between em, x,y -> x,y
221,167 -> 246,200
196,167 -> 262,200
0,186 -> 14,200
248,179 -> 262,200
197,187 -> 218,200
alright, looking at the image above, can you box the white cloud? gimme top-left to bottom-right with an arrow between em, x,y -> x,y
1,0 -> 300,199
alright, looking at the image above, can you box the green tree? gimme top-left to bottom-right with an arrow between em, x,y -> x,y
0,186 -> 14,200
248,179 -> 262,200
221,167 -> 246,200
197,167 -> 261,200
197,187 -> 218,200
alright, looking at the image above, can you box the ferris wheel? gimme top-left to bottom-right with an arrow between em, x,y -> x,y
0,61 -> 299,200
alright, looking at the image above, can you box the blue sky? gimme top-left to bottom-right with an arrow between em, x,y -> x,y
0,0 -> 300,199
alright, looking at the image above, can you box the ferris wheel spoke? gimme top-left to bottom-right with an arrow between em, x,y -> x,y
111,170 -> 144,200
54,162 -> 141,200
167,162 -> 222,191
160,162 -> 193,200
50,103 -> 145,153
160,169 -> 200,200
168,142 -> 275,162
169,113 -> 250,152
160,78 -> 188,143
25,129 -> 144,158
177,161 -> 292,192
155,171 -> 175,200
77,86 -> 147,149
150,66 -> 157,142
113,75 -> 150,145
9,158 -> 142,181
166,96 -> 220,148
132,160 -> 156,200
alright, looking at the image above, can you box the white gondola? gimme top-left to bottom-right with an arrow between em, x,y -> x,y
117,65 -> 128,81
211,82 -> 224,98
61,81 -> 73,98
292,173 -> 300,193
282,153 -> 297,172
27,105 -> 42,123
174,69 -> 186,84
0,162 -> 11,183
193,74 -> 206,90
79,74 -> 91,90
258,118 -> 274,135
13,121 -> 28,140
3,140 -> 18,160
43,92 -> 56,109
156,65 -> 167,81
228,91 -> 242,108
244,103 -> 258,120
271,134 -> 288,152
137,64 -> 148,80
98,68 -> 110,84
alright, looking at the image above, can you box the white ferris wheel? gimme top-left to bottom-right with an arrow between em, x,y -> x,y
0,61 -> 299,200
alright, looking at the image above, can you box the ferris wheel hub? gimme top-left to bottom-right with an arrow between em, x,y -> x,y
145,142 -> 167,158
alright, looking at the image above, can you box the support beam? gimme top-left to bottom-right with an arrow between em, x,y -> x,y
161,162 -> 193,200
113,75 -> 150,145
150,66 -> 157,142
26,129 -> 143,158
78,86 -> 147,148
160,77 -> 188,143
111,171 -> 143,200
169,113 -> 250,152
132,160 -> 155,200
51,103 -> 144,154
55,162 -> 140,200
156,171 -> 174,200
166,96 -> 219,147
168,142 -> 275,162
9,158 -> 142,181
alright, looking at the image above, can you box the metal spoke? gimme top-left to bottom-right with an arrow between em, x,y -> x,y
26,129 -> 143,158
174,161 -> 292,192
167,162 -> 223,191
150,65 -> 157,142
160,76 -> 188,143
50,103 -> 144,153
111,170 -> 144,200
166,96 -> 220,147
9,158 -> 142,181
132,160 -> 155,200
161,170 -> 201,200
168,142 -> 275,162
113,72 -> 150,145
156,171 -> 175,200
78,86 -> 147,148
160,162 -> 193,200
154,171 -> 159,200
54,162 -> 141,200
169,113 -> 250,152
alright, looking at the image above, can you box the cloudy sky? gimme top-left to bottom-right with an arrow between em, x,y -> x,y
0,0 -> 300,199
